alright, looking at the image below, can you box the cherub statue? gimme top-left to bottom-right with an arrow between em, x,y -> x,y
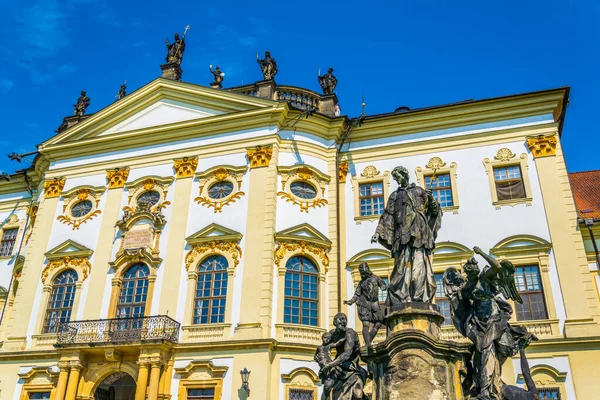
344,262 -> 387,346
256,51 -> 278,79
443,246 -> 538,400
209,65 -> 225,89
73,90 -> 90,117
318,67 -> 338,95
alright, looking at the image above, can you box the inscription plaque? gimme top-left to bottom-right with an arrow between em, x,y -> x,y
121,227 -> 154,250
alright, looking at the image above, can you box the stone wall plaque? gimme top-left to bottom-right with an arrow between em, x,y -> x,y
121,227 -> 154,250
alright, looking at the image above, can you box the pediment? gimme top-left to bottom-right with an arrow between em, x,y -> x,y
186,223 -> 243,246
45,239 -> 93,260
275,223 -> 331,248
42,78 -> 277,147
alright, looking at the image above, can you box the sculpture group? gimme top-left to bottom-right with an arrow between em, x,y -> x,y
317,165 -> 539,400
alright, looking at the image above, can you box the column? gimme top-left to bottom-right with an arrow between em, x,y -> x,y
83,168 -> 128,319
162,359 -> 174,399
147,363 -> 162,400
64,364 -> 82,400
158,157 -> 195,315
54,363 -> 70,400
235,145 -> 278,339
5,178 -> 64,348
135,362 -> 150,400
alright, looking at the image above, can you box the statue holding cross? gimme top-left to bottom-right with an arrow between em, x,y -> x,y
165,25 -> 190,65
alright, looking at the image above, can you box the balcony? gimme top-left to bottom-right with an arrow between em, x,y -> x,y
55,315 -> 180,347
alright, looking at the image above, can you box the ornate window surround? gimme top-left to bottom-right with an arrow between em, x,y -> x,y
519,364 -> 567,400
18,367 -> 59,400
277,165 -> 330,213
182,223 -> 243,341
175,360 -> 227,400
124,175 -> 174,213
274,223 -> 330,344
57,185 -> 106,230
107,248 -> 162,318
415,157 -> 459,213
33,240 -> 93,347
483,148 -> 533,208
491,234 -> 560,338
194,165 -> 248,213
281,367 -> 320,400
0,213 -> 25,259
351,165 -> 391,223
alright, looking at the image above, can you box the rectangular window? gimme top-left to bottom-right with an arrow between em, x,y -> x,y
289,388 -> 315,400
514,266 -> 548,321
359,182 -> 384,216
425,174 -> 453,208
0,228 -> 18,257
539,388 -> 561,399
29,394 -> 51,400
187,388 -> 215,400
493,165 -> 526,201
378,277 -> 389,305
434,274 -> 451,326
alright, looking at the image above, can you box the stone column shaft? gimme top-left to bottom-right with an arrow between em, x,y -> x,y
135,363 -> 150,400
64,366 -> 81,400
147,363 -> 162,400
54,367 -> 70,400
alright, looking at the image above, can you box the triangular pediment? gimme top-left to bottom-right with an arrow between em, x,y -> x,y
45,240 -> 93,260
41,78 -> 277,147
275,223 -> 331,248
186,223 -> 243,246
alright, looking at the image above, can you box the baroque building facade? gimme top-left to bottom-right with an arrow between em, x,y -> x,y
0,74 -> 598,400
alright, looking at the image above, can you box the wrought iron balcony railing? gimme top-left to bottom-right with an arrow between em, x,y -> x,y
56,315 -> 180,347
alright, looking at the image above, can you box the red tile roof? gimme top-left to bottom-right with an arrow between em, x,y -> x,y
569,170 -> 600,220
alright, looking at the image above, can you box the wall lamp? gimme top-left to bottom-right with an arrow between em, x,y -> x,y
240,367 -> 251,396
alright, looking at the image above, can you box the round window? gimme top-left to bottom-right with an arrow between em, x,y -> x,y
71,200 -> 93,218
290,181 -> 317,199
208,181 -> 234,199
137,190 -> 160,206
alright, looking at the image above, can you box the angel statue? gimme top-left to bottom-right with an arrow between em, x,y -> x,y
443,246 -> 538,400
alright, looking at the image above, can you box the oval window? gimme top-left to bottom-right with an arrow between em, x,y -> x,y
290,181 -> 317,199
137,190 -> 160,206
208,181 -> 234,199
71,200 -> 93,218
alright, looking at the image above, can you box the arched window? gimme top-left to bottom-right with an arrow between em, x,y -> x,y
193,255 -> 228,324
284,256 -> 318,326
117,263 -> 149,319
43,269 -> 78,333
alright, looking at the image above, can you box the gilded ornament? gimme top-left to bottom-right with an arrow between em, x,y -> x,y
494,148 -> 516,161
195,167 -> 246,213
173,156 -> 199,178
246,146 -> 273,168
361,165 -> 380,178
274,240 -> 329,271
57,188 -> 103,230
426,157 -> 447,170
44,177 -> 66,198
185,241 -> 242,271
277,191 -> 328,213
143,178 -> 156,191
106,167 -> 130,188
526,135 -> 558,158
338,162 -> 349,183
41,256 -> 92,283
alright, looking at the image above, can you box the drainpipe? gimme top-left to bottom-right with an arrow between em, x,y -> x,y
583,218 -> 600,269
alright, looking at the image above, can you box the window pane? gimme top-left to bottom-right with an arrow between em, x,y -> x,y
426,174 -> 454,208
359,182 -> 385,216
0,228 -> 18,256
193,255 -> 228,324
514,266 -> 548,321
493,166 -> 526,201
434,273 -> 451,325
29,393 -> 51,400
117,263 -> 149,319
539,387 -> 561,399
284,256 -> 318,326
43,270 -> 78,333
289,388 -> 315,400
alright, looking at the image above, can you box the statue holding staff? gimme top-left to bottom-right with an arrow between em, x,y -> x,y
371,166 -> 442,305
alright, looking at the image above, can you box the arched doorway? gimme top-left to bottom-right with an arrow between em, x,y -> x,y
94,372 -> 136,400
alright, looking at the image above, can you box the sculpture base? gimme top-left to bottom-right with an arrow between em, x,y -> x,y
160,63 -> 183,81
210,82 -> 222,89
361,302 -> 470,400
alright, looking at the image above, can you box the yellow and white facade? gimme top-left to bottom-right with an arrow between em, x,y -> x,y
0,78 -> 598,400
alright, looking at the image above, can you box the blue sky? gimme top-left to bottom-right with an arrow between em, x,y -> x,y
0,1 -> 598,175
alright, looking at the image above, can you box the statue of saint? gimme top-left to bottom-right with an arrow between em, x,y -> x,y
371,166 -> 442,305
344,262 -> 387,346
73,90 -> 90,117
116,82 -> 127,100
318,67 -> 338,95
209,65 -> 225,89
165,33 -> 185,65
318,313 -> 368,400
314,331 -> 344,400
256,51 -> 278,80
443,247 -> 538,399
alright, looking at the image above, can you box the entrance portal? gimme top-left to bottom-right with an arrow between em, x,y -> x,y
94,372 -> 136,400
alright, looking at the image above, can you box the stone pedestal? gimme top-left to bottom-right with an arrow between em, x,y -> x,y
160,63 -> 183,81
361,303 -> 471,400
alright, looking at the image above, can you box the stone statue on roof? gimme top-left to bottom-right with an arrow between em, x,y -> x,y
256,51 -> 278,80
73,90 -> 90,117
165,32 -> 186,65
209,65 -> 225,89
318,68 -> 338,95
